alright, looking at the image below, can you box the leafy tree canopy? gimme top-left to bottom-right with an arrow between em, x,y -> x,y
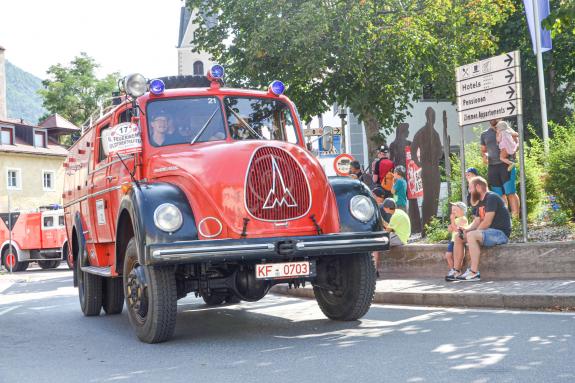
543,0 -> 575,36
38,53 -> 119,127
187,0 -> 514,150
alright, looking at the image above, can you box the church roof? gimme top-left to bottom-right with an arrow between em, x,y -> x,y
178,6 -> 192,48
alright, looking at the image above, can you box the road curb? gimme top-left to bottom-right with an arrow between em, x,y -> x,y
271,285 -> 575,311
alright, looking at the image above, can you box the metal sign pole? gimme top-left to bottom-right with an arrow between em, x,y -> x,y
517,114 -> 528,242
459,124 -> 467,203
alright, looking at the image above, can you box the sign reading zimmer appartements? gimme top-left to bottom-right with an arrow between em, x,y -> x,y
456,51 -> 523,125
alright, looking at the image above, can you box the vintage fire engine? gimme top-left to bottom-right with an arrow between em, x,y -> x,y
62,65 -> 389,343
0,207 -> 68,271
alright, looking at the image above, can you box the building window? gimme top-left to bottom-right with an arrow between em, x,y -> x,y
193,60 -> 204,76
1,127 -> 14,145
34,129 -> 47,147
7,169 -> 21,190
43,170 -> 55,191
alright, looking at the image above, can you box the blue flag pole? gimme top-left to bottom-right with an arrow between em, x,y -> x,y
529,0 -> 551,156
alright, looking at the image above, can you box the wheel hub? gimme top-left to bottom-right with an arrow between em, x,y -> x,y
127,264 -> 148,321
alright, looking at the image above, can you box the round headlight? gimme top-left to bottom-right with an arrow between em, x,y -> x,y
123,73 -> 147,98
349,195 -> 375,223
153,203 -> 183,233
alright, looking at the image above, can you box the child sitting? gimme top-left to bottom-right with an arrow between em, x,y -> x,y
495,120 -> 519,171
445,202 -> 469,282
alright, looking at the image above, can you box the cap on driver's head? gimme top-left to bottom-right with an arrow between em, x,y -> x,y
152,111 -> 168,121
382,198 -> 396,210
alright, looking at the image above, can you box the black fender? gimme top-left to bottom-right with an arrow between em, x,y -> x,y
72,212 -> 86,286
116,182 -> 198,267
328,177 -> 384,233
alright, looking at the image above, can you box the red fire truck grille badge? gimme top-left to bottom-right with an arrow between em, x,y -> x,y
245,147 -> 311,221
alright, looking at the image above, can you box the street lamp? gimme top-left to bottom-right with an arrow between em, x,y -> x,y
338,107 -> 347,154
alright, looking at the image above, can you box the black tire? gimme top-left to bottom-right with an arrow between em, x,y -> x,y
2,246 -> 29,272
38,260 -> 61,269
77,256 -> 103,316
202,294 -> 225,306
313,253 -> 376,321
102,277 -> 124,315
123,238 -> 177,344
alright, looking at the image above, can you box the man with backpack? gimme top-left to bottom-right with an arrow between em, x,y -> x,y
372,146 -> 395,198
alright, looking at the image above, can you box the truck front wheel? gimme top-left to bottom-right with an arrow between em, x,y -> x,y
313,253 -> 376,321
123,238 -> 177,343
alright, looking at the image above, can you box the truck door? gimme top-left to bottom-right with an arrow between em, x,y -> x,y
89,120 -> 115,243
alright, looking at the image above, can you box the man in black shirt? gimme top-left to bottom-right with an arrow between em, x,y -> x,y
453,176 -> 511,282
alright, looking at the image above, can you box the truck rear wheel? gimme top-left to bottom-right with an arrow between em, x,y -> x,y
102,278 -> 124,315
123,238 -> 177,343
38,260 -> 61,269
2,246 -> 29,272
313,253 -> 376,321
77,258 -> 103,316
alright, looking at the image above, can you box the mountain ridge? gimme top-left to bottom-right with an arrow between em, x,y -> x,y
5,60 -> 47,125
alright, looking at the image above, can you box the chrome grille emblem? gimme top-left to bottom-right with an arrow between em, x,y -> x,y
262,157 -> 298,209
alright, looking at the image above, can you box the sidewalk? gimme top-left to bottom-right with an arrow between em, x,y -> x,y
272,278 -> 575,311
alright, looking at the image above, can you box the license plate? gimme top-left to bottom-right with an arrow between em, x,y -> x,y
255,261 -> 312,280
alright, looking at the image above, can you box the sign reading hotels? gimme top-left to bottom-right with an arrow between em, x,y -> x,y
456,51 -> 522,125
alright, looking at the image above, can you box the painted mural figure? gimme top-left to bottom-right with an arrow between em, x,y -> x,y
411,107 -> 443,232
390,123 -> 422,233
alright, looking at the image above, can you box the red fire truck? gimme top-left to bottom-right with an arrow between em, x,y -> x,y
0,208 -> 69,272
63,65 -> 389,343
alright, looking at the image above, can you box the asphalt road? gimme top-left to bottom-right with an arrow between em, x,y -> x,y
1,266 -> 574,383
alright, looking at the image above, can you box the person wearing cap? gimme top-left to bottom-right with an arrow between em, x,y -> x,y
444,201 -> 469,281
372,187 -> 391,223
392,165 -> 408,212
373,146 -> 394,195
466,167 -> 479,216
149,112 -> 170,146
381,198 -> 411,247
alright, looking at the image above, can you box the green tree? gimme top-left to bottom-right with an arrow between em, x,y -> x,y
39,53 -> 119,127
187,0 -> 514,152
494,0 -> 575,139
544,0 -> 575,35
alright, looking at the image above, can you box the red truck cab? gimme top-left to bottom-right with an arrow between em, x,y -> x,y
63,66 -> 389,343
1,207 -> 68,271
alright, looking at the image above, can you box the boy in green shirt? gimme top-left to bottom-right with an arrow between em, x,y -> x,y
382,198 -> 411,247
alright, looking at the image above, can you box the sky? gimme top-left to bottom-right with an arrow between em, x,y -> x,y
0,0 -> 185,80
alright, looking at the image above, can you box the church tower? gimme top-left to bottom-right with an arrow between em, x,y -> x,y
177,6 -> 215,76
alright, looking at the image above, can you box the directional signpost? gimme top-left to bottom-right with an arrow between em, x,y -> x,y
456,50 -> 527,242
456,51 -> 522,126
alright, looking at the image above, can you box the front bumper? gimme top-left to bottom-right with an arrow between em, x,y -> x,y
146,231 -> 389,265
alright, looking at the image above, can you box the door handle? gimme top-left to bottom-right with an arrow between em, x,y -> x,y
106,176 -> 117,182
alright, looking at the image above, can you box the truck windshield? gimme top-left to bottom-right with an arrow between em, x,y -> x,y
224,97 -> 298,144
146,97 -> 226,147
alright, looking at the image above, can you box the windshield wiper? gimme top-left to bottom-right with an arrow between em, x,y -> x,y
190,107 -> 219,145
226,106 -> 264,140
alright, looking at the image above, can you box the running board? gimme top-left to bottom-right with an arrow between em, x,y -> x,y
81,266 -> 113,277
